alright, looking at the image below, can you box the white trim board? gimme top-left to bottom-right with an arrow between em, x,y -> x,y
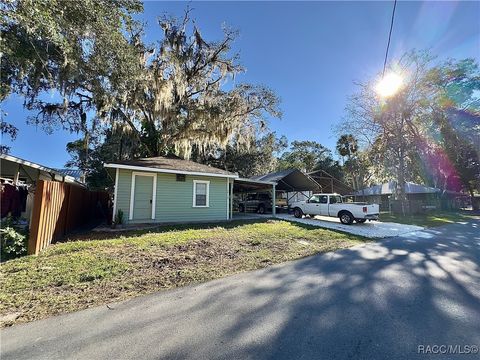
226,178 -> 229,220
112,168 -> 119,223
105,163 -> 238,179
193,180 -> 210,208
129,171 -> 157,221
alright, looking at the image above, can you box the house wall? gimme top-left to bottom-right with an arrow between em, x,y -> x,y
115,169 -> 229,224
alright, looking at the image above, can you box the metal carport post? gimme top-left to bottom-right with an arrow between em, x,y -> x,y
272,184 -> 276,216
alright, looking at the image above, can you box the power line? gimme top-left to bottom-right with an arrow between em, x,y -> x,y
382,0 -> 397,77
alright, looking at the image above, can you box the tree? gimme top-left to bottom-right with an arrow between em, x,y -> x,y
342,51 -> 437,213
426,59 -> 480,203
342,51 -> 480,211
336,134 -> 372,191
202,133 -> 288,178
336,134 -> 358,159
23,9 -> 281,164
90,11 -> 281,159
1,0 -> 143,153
277,140 -> 342,178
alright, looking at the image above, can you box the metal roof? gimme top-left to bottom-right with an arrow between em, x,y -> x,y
54,168 -> 84,181
0,154 -> 85,186
353,182 -> 441,196
250,168 -> 320,191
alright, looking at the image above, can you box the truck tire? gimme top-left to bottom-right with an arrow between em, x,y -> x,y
339,211 -> 354,225
258,204 -> 265,214
356,219 -> 367,223
293,207 -> 303,218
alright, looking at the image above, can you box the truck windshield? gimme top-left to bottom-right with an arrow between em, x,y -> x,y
329,195 -> 343,204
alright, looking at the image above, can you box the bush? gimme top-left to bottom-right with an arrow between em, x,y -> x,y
115,209 -> 124,225
1,226 -> 27,259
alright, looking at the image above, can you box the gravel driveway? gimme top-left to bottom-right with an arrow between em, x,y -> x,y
276,213 -> 424,238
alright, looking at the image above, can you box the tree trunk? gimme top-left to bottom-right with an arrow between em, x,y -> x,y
397,147 -> 407,216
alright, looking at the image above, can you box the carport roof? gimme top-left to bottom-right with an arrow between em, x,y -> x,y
250,169 -> 320,191
0,154 -> 85,186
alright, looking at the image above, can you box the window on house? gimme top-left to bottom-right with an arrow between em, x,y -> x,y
193,180 -> 209,207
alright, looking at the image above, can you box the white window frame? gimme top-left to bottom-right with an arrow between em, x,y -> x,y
129,172 -> 157,220
193,180 -> 210,208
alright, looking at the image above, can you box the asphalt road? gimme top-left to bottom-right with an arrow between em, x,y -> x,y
2,220 -> 480,360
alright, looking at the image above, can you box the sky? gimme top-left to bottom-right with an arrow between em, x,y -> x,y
2,0 -> 479,168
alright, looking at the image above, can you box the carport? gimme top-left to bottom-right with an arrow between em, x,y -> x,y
233,178 -> 276,217
308,169 -> 353,195
250,169 -> 321,208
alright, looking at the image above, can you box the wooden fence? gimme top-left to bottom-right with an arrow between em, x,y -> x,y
28,180 -> 110,255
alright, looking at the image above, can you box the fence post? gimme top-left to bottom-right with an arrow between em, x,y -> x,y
28,180 -> 46,255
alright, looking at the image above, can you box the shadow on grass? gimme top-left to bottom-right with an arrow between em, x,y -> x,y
61,217 -> 368,244
62,218 -> 277,242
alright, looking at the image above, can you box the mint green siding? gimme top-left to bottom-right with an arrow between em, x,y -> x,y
116,169 -> 132,221
115,169 -> 229,224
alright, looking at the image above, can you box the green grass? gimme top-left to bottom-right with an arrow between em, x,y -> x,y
0,219 -> 368,327
380,211 -> 478,227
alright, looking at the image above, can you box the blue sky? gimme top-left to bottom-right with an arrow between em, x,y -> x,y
2,0 -> 479,168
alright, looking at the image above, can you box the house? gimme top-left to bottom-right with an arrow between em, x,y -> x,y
352,181 -> 467,212
105,157 -> 241,224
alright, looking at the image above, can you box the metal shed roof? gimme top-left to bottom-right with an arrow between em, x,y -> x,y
353,182 -> 441,196
251,169 -> 320,191
0,154 -> 85,186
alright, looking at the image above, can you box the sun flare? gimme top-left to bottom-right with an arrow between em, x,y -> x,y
376,73 -> 403,97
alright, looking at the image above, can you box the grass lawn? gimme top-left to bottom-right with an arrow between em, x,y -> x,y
380,211 -> 478,227
0,219 -> 368,327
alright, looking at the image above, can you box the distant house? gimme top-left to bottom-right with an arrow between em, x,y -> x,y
352,181 -> 467,212
54,168 -> 85,183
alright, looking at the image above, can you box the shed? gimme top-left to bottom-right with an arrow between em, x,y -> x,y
105,157 -> 240,224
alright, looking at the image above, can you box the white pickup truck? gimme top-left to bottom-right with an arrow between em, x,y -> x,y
291,193 -> 379,225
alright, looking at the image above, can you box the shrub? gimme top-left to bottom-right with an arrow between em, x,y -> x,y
1,226 -> 27,259
115,209 -> 124,225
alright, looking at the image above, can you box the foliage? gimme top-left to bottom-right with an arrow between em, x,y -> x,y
425,59 -> 480,201
64,11 -> 281,187
0,221 -> 27,259
336,134 -> 372,190
0,0 -> 143,149
277,140 -> 343,178
198,132 -> 288,177
341,51 -> 480,211
107,11 -> 281,158
336,134 -> 358,158
115,209 -> 125,226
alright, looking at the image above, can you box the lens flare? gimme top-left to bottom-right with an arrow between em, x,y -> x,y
376,73 -> 403,97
